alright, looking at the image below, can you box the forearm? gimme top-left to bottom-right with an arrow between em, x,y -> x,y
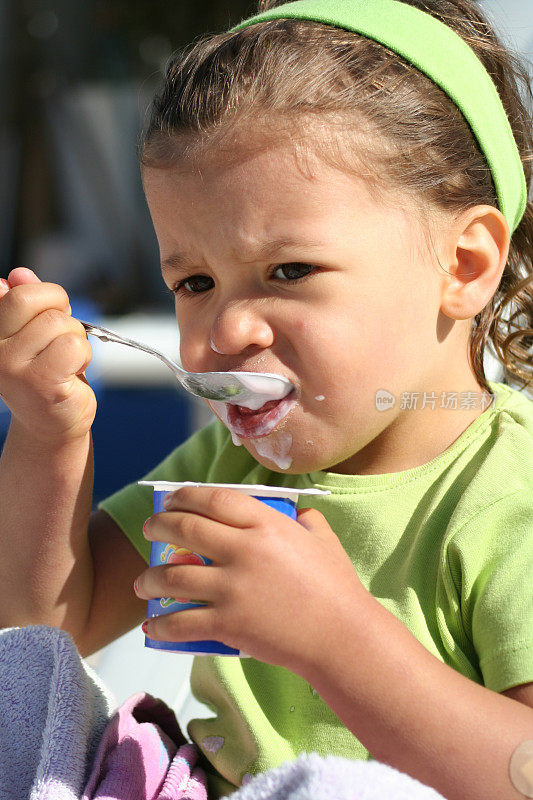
301,591 -> 532,800
0,418 -> 94,638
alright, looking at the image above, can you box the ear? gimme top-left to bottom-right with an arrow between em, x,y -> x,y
439,205 -> 510,321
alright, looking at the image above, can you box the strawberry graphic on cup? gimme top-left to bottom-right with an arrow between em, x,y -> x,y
159,545 -> 207,608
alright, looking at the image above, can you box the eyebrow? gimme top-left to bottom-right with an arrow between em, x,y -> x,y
161,237 -> 326,271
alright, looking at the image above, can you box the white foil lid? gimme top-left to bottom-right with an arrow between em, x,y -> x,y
138,481 -> 329,499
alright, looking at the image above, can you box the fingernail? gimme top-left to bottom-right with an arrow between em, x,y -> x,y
141,621 -> 149,635
0,278 -> 9,292
163,492 -> 174,509
142,519 -> 150,537
133,578 -> 139,594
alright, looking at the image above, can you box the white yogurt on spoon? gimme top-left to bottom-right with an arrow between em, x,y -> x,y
228,372 -> 294,410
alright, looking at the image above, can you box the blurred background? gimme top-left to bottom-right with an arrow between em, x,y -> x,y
0,0 -> 531,712
0,0 -> 255,504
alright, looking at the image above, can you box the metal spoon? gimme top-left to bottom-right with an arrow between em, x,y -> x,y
80,320 -> 294,405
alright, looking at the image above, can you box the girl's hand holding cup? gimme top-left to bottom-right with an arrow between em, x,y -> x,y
136,484 -> 366,673
0,268 -> 95,444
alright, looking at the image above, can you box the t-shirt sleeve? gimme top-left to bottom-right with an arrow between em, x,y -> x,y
97,419 -> 254,564
445,489 -> 533,692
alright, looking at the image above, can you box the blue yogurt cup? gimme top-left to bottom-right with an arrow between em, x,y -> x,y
138,481 -> 329,656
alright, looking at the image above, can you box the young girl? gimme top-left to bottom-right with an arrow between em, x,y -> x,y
0,1 -> 532,799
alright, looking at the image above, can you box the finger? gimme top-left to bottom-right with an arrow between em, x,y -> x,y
162,485 -> 281,528
0,282 -> 70,339
32,330 -> 93,384
143,510 -> 237,562
2,311 -> 86,365
135,563 -> 220,604
143,605 -> 224,645
7,267 -> 41,287
296,507 -> 337,542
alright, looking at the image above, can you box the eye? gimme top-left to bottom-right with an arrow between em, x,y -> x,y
272,263 -> 315,281
174,274 -> 214,294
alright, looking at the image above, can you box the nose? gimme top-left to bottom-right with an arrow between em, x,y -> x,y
209,302 -> 274,356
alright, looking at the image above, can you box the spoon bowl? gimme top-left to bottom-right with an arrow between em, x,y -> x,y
80,320 -> 294,406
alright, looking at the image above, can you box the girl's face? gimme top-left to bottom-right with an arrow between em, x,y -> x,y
143,141 -> 482,475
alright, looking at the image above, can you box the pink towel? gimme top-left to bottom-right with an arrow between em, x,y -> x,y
82,692 -> 207,800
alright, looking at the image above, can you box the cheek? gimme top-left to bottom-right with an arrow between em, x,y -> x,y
178,318 -> 211,371
287,316 -> 335,380
301,302 -> 407,401
288,314 -> 309,336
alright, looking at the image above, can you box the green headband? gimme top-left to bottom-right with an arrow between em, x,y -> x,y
230,0 -> 527,233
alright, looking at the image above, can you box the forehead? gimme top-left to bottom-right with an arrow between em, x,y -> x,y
144,141 -> 323,195
142,140 -> 384,236
141,129 -> 432,270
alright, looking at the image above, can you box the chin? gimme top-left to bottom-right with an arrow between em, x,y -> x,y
243,438 -> 325,475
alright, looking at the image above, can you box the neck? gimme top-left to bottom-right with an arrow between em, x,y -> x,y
335,373 -> 493,476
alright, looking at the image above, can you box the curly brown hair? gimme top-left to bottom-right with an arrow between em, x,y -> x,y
141,0 -> 533,394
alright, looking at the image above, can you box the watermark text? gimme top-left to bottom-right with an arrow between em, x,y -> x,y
375,389 -> 494,412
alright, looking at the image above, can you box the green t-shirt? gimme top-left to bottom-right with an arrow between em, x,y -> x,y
99,380 -> 533,794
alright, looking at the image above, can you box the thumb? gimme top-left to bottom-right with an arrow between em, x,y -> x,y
296,507 -> 335,541
7,266 -> 42,288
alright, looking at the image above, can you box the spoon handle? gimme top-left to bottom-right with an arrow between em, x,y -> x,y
79,320 -> 184,377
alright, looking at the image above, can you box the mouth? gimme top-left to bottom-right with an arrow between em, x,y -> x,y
226,391 -> 297,439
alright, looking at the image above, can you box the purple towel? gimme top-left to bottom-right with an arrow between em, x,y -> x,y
82,692 -> 207,800
227,752 -> 447,800
0,625 -> 115,800
0,626 -> 445,800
